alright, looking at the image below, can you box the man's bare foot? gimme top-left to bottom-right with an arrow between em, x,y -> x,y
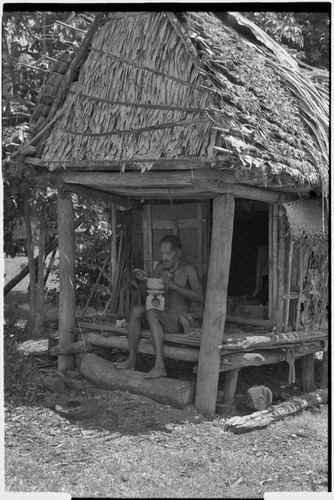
144,367 -> 167,379
115,358 -> 135,370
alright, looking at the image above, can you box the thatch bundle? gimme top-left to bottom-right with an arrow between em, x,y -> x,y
32,11 -> 327,194
42,11 -> 214,170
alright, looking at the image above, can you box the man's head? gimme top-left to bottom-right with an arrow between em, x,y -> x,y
159,234 -> 182,270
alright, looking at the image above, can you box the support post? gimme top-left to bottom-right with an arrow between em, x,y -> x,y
195,193 -> 235,416
222,369 -> 239,405
320,350 -> 328,389
301,353 -> 315,393
57,191 -> 76,373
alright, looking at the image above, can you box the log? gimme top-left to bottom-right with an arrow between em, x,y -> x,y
195,193 -> 235,417
83,332 -> 199,362
78,353 -> 196,408
225,389 -> 328,434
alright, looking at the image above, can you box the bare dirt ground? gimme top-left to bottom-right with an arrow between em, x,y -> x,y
3,257 -> 329,497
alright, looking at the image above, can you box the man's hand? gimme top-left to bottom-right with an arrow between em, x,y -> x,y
161,276 -> 176,289
133,268 -> 148,281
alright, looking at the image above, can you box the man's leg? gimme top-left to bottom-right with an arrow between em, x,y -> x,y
144,309 -> 181,379
115,305 -> 146,370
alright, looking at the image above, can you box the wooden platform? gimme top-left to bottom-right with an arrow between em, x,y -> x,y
67,318 -> 328,409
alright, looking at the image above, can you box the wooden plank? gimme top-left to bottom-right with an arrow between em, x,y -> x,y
222,369 -> 239,405
219,341 -> 323,372
57,191 -> 76,373
63,182 -> 138,208
195,193 -> 235,417
301,353 -> 315,392
226,314 -> 275,329
83,332 -> 199,362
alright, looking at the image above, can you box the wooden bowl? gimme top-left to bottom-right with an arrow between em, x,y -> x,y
147,277 -> 164,290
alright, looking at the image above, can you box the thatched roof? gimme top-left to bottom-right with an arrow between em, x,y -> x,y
26,11 -> 328,196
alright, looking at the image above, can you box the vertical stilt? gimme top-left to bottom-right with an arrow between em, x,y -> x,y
222,369 -> 239,405
195,194 -> 235,417
320,350 -> 328,389
57,191 -> 76,373
301,353 -> 315,393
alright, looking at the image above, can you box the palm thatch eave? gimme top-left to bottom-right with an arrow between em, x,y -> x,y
22,11 -> 328,197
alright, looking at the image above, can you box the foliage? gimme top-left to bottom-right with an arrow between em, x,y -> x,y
74,197 -> 112,308
2,10 -> 93,257
242,11 -> 330,69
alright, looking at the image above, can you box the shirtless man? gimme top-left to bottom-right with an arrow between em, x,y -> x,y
115,234 -> 204,378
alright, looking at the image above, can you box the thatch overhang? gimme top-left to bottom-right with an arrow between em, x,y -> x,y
22,11 -> 328,198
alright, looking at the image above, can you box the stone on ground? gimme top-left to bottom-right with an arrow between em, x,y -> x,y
246,385 -> 273,410
42,374 -> 65,393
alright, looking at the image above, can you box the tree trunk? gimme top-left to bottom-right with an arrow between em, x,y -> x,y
31,216 -> 47,337
24,194 -> 37,329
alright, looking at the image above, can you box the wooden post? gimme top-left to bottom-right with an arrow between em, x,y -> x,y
222,369 -> 239,405
320,351 -> 328,389
268,204 -> 273,319
284,232 -> 294,332
295,245 -> 304,331
57,191 -> 76,373
272,204 -> 279,320
301,353 -> 315,393
195,193 -> 235,417
110,202 -> 117,312
276,207 -> 286,334
197,203 -> 203,281
143,204 -> 153,276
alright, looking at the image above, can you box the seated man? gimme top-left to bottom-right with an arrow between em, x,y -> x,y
116,234 -> 204,378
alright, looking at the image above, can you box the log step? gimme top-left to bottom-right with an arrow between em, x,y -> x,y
77,352 -> 196,409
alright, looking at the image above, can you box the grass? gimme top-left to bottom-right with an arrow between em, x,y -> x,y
3,255 -> 329,497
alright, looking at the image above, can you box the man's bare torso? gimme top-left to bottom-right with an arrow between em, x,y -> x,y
155,262 -> 191,314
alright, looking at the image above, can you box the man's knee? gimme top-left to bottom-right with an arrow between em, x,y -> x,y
130,305 -> 146,320
146,308 -> 159,322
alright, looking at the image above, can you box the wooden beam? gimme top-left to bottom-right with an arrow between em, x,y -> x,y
57,191 -> 76,373
63,183 -> 139,208
219,341 -> 323,372
195,193 -> 235,417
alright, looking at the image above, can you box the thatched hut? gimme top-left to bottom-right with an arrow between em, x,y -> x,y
18,11 -> 328,416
